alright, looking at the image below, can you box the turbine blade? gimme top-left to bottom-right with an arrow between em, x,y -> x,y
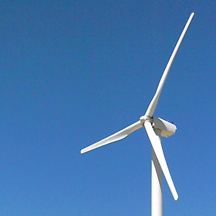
144,121 -> 178,200
81,121 -> 142,154
145,13 -> 194,117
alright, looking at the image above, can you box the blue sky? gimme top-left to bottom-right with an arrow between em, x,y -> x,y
0,1 -> 216,215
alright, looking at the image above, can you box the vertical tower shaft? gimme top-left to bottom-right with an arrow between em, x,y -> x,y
151,129 -> 162,216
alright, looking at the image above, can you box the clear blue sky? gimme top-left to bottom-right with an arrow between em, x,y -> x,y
0,1 -> 215,215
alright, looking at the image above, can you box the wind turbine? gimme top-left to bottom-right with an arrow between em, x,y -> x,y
81,13 -> 194,216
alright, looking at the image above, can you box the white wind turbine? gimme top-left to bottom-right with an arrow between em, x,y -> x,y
81,13 -> 194,216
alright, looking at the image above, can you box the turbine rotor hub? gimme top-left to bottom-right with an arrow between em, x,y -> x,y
139,115 -> 152,125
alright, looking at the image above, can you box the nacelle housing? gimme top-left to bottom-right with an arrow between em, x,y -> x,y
152,117 -> 177,138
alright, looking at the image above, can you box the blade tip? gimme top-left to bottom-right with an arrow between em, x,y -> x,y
174,194 -> 179,201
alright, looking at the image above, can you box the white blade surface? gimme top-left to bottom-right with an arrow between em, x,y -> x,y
81,121 -> 142,154
145,13 -> 194,117
144,121 -> 178,200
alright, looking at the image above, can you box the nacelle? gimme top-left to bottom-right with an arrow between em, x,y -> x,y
152,117 -> 177,138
